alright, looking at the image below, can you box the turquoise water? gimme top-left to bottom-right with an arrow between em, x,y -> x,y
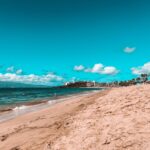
0,87 -> 101,107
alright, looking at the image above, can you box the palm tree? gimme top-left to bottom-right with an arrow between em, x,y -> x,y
136,77 -> 141,84
141,74 -> 148,83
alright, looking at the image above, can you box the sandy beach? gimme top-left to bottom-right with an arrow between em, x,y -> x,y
0,85 -> 150,150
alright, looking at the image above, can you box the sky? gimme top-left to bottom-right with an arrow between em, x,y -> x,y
0,0 -> 150,85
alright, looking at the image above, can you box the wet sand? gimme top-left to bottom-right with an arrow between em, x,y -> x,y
0,85 -> 150,150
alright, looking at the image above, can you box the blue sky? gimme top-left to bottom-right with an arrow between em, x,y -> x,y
0,0 -> 150,85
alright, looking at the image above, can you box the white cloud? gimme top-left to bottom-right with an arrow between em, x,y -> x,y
16,69 -> 23,74
124,47 -> 136,53
74,63 -> 119,75
7,67 -> 23,75
6,66 -> 14,72
84,68 -> 92,72
0,73 -> 63,85
91,64 -> 103,73
131,62 -> 150,75
101,66 -> 119,75
74,65 -> 85,71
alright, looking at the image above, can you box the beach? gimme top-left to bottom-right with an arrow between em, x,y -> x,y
0,85 -> 150,150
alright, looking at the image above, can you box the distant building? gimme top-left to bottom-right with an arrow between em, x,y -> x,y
64,82 -> 70,86
63,74 -> 150,88
86,82 -> 95,87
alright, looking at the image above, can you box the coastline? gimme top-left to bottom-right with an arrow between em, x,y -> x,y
1,84 -> 150,149
0,89 -> 101,123
0,87 -> 102,115
0,89 -> 108,150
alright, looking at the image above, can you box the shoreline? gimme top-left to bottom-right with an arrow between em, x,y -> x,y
0,89 -> 108,150
0,88 -> 102,114
0,90 -> 101,123
1,84 -> 150,149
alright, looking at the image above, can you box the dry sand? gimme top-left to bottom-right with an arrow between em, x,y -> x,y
0,85 -> 150,150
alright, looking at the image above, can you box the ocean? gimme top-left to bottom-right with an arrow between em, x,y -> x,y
0,87 -> 101,108
0,87 -> 102,122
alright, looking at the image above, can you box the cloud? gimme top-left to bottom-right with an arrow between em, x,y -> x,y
131,62 -> 150,75
0,73 -> 63,85
91,64 -> 104,73
7,67 -> 23,75
16,69 -> 23,74
74,65 -> 85,71
74,63 -> 119,75
124,47 -> 136,53
101,66 -> 119,75
6,66 -> 14,72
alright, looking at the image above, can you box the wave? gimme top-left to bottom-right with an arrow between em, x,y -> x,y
13,105 -> 29,111
0,90 -> 101,123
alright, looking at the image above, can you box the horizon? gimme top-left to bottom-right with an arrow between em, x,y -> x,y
0,0 -> 150,86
